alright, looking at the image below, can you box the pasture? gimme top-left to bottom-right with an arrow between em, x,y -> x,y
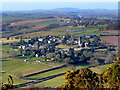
2,58 -> 64,84
2,55 -> 111,87
90,64 -> 112,74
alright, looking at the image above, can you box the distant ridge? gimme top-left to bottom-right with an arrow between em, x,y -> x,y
1,8 -> 117,13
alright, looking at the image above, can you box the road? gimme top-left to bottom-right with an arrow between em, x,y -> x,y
14,72 -> 65,88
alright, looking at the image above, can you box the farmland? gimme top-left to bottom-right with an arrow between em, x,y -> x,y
1,8 -> 119,89
12,19 -> 54,24
2,57 -> 112,86
100,36 -> 120,46
99,30 -> 119,34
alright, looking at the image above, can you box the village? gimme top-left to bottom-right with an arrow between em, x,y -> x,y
7,34 -> 115,66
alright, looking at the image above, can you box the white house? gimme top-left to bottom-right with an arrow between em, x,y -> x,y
38,38 -> 43,42
36,60 -> 41,62
35,54 -> 39,57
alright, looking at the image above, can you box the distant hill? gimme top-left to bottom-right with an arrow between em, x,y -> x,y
50,8 -> 117,13
51,8 -> 82,12
2,8 -> 117,18
2,8 -> 117,13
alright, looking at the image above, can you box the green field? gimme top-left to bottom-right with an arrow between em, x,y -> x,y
26,67 -> 70,80
0,45 -> 19,58
2,58 -> 111,87
90,64 -> 112,74
35,75 -> 65,87
17,20 -> 67,26
2,58 -> 64,84
14,56 -> 45,62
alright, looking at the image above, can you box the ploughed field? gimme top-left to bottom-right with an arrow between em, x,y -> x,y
12,19 -> 54,24
99,30 -> 119,34
100,36 -> 120,46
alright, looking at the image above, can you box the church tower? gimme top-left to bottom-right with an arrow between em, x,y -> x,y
78,36 -> 82,46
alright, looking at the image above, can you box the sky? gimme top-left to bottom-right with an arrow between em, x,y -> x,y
1,0 -> 119,2
1,0 -> 119,11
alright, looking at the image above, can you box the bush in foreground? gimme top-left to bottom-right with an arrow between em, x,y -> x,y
62,57 -> 120,89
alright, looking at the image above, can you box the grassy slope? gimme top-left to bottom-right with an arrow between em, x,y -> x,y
90,64 -> 112,74
35,75 -> 66,87
2,58 -> 63,84
0,45 -> 18,58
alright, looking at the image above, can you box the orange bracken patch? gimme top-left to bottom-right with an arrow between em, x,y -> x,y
99,30 -> 119,34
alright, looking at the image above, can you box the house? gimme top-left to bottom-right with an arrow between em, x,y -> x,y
24,60 -> 28,62
85,43 -> 89,47
19,45 -> 26,50
46,59 -> 50,62
74,47 -> 84,51
38,38 -> 43,42
29,44 -> 32,47
36,60 -> 41,62
35,53 -> 42,57
48,40 -> 51,44
35,54 -> 39,57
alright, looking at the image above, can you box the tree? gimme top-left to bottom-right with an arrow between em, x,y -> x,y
55,54 -> 62,62
41,48 -> 46,55
2,75 -> 14,90
61,52 -> 67,59
105,52 -> 116,64
88,57 -> 100,66
92,37 -> 101,46
68,48 -> 75,60
102,59 -> 120,88
64,57 -> 72,64
62,68 -> 99,89
79,54 -> 86,62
